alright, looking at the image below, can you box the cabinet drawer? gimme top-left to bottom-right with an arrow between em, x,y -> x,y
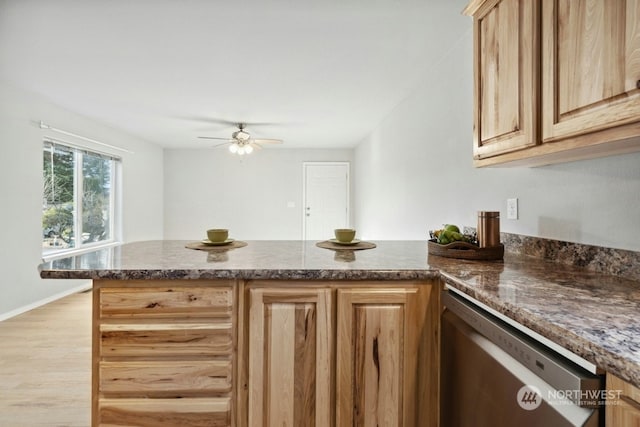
100,323 -> 233,357
100,360 -> 232,396
98,397 -> 230,427
99,287 -> 233,319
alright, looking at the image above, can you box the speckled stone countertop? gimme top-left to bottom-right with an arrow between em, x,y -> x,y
39,240 -> 640,389
38,240 -> 441,281
428,254 -> 640,389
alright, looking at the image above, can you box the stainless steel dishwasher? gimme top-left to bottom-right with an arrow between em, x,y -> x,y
441,288 -> 604,427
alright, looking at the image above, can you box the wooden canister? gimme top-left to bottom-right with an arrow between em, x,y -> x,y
477,211 -> 500,248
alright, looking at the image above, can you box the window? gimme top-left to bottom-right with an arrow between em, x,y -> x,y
42,140 -> 120,258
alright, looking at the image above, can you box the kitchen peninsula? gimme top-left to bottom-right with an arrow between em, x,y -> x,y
39,240 -> 640,427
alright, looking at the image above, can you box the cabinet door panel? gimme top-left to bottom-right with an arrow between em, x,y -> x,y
336,287 -> 435,427
247,288 -> 332,427
607,374 -> 640,427
472,0 -> 539,159
542,0 -> 640,141
352,304 -> 403,426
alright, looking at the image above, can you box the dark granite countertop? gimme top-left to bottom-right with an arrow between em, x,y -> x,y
39,239 -> 640,389
38,240 -> 441,281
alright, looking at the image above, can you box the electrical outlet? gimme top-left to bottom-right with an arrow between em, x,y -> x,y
507,198 -> 518,220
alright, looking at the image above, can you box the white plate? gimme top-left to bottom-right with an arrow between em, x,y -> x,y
201,238 -> 235,246
329,238 -> 360,246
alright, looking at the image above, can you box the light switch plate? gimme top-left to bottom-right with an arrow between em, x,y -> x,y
507,198 -> 518,219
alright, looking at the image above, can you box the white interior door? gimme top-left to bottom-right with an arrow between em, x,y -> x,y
303,162 -> 350,240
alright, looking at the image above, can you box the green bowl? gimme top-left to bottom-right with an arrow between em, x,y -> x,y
207,228 -> 229,243
334,228 -> 356,243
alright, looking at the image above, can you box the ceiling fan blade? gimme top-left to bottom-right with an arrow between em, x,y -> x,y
180,116 -> 282,127
251,138 -> 283,144
178,116 -> 239,126
197,136 -> 234,141
250,142 -> 263,150
213,142 -> 231,148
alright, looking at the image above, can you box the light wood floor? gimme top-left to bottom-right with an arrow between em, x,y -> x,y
0,290 -> 91,426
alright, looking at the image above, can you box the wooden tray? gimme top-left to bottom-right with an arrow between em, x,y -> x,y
185,240 -> 248,251
427,240 -> 503,260
316,240 -> 376,251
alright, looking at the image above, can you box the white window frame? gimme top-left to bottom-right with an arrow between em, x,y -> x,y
42,139 -> 122,261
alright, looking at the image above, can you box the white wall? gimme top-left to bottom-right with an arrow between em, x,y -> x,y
0,81 -> 164,318
164,148 -> 353,240
354,26 -> 640,252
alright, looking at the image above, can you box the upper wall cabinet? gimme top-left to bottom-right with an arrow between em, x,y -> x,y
542,0 -> 640,141
467,0 -> 539,160
465,0 -> 640,167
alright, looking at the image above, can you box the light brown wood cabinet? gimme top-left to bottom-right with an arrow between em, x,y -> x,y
244,287 -> 334,426
465,0 -> 640,167
92,279 -> 439,427
240,281 -> 439,427
467,0 -> 539,160
93,280 -> 237,427
607,373 -> 640,427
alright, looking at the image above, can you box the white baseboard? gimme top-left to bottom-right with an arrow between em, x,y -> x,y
0,282 -> 92,321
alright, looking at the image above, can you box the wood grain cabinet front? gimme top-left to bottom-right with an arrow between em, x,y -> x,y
607,374 -> 640,427
465,0 -> 640,167
336,287 -> 437,427
467,0 -> 539,160
245,287 -> 333,427
241,281 -> 438,427
93,281 -> 237,427
541,0 -> 640,143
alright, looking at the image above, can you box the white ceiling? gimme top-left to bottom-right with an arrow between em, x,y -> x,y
0,0 -> 470,149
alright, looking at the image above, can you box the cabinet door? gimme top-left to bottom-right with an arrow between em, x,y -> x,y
470,0 -> 539,159
607,374 -> 640,427
247,288 -> 333,427
542,0 -> 640,141
335,287 -> 435,427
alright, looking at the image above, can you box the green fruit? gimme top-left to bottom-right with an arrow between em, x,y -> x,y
438,230 -> 452,244
449,231 -> 464,241
444,224 -> 460,233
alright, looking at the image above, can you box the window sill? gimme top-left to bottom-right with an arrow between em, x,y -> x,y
41,240 -> 121,263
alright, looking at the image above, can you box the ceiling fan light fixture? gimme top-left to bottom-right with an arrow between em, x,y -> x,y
200,123 -> 281,155
232,130 -> 251,141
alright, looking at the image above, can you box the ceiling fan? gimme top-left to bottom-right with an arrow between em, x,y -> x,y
198,123 -> 283,155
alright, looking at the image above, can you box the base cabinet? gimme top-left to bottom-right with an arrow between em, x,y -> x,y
246,287 -> 333,426
92,279 -> 439,427
607,374 -> 640,427
336,287 -> 436,427
242,281 -> 438,427
93,281 -> 237,427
